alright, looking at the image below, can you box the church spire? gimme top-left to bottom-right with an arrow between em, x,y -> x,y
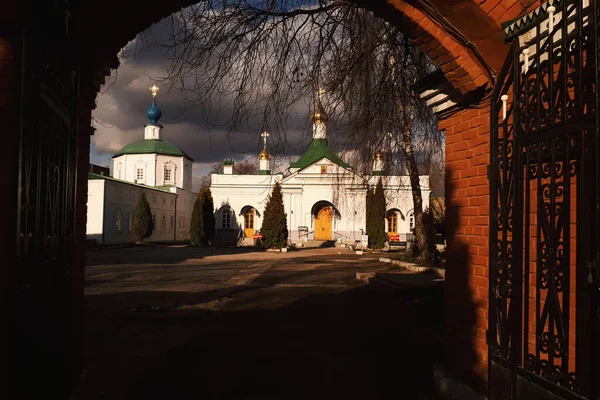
259,131 -> 271,175
312,88 -> 328,140
145,84 -> 162,140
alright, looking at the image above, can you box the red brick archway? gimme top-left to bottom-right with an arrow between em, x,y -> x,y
0,0 -> 541,397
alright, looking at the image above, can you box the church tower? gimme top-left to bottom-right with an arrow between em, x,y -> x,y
259,131 -> 271,175
111,84 -> 194,190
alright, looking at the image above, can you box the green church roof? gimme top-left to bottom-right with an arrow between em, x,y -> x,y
112,139 -> 193,161
289,138 -> 350,170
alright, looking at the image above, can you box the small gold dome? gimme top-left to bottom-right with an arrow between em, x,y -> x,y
312,101 -> 328,123
259,147 -> 271,160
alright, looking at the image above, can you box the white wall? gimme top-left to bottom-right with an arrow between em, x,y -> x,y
174,188 -> 197,240
209,157 -> 427,244
87,177 -> 178,244
86,180 -> 106,242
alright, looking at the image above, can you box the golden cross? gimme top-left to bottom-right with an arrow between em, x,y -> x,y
150,84 -> 159,98
317,88 -> 326,102
261,131 -> 270,146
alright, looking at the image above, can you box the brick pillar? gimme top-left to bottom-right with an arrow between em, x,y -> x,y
441,106 -> 491,393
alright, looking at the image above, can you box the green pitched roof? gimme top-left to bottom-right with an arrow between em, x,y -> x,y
112,139 -> 193,161
289,139 -> 350,170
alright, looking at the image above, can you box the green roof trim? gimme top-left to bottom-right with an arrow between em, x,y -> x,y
112,139 -> 193,161
88,173 -> 176,193
289,139 -> 350,170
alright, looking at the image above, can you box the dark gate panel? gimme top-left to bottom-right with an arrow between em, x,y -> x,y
489,1 -> 600,399
7,1 -> 80,398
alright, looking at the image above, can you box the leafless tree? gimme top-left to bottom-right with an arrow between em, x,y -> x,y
143,0 -> 443,262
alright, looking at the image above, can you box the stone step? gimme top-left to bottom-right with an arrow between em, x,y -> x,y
294,240 -> 337,248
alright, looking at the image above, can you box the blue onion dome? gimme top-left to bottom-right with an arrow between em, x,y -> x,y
147,98 -> 162,125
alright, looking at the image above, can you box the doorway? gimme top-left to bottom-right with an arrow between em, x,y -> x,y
314,207 -> 333,240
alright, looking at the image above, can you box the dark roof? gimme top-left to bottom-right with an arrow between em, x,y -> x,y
112,139 -> 193,161
289,139 -> 350,170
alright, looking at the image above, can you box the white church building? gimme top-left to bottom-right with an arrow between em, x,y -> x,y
86,85 -> 197,244
210,99 -> 430,246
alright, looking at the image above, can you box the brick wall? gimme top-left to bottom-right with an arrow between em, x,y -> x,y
440,106 -> 491,393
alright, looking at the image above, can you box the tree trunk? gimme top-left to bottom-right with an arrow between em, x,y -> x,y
401,130 -> 433,263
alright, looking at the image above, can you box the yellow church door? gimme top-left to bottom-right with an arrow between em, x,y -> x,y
244,209 -> 255,238
315,207 -> 333,240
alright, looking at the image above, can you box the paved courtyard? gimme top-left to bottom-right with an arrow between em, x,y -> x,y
77,245 -> 444,399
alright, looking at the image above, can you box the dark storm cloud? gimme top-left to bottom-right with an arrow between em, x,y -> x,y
91,14 -> 354,186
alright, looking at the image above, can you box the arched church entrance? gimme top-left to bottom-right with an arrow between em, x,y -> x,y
240,206 -> 259,238
314,207 -> 333,240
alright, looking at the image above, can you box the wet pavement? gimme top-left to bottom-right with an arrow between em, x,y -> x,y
75,246 -> 444,399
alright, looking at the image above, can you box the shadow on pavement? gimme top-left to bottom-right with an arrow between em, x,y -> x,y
77,279 -> 444,400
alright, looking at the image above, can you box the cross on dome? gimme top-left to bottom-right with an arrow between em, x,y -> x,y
261,131 -> 270,147
317,88 -> 326,102
146,84 -> 162,125
150,84 -> 159,98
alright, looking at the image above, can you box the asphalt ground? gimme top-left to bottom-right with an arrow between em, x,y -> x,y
76,246 -> 444,399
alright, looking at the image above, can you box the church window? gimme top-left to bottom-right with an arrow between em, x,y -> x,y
170,216 -> 174,231
164,167 -> 172,183
129,213 -> 133,231
115,211 -> 122,232
136,168 -> 144,181
118,169 -> 122,180
409,212 -> 414,231
387,213 -> 398,233
222,208 -> 234,229
320,165 -> 327,174
161,215 -> 166,232
163,196 -> 166,204
153,194 -> 156,203
152,214 -> 156,230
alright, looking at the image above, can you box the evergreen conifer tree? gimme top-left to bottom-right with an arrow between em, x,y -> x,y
133,191 -> 153,243
200,187 -> 216,245
190,191 -> 203,246
371,179 -> 387,249
260,182 -> 288,248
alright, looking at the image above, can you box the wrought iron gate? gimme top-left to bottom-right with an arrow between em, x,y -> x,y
7,1 -> 80,398
489,0 -> 600,399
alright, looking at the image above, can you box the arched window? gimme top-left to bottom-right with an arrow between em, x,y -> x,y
222,208 -> 234,229
408,211 -> 415,231
115,211 -> 122,232
129,213 -> 133,231
170,216 -> 174,231
161,215 -> 166,232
